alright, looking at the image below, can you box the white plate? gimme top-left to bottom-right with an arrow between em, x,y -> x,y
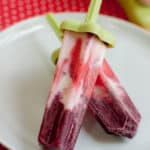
0,13 -> 150,150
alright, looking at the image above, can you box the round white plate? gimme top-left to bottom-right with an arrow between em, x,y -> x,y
0,13 -> 150,150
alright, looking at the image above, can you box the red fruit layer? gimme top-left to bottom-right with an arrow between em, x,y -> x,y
38,31 -> 106,149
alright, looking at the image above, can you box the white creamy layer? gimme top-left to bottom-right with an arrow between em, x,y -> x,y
48,31 -> 107,110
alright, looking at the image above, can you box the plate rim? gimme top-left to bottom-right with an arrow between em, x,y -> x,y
0,12 -> 149,39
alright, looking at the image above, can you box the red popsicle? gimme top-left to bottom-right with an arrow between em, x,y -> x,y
89,60 -> 141,138
38,31 -> 107,150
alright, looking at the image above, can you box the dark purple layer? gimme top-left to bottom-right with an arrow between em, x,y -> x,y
89,71 -> 141,138
38,34 -> 103,149
89,98 -> 138,138
38,93 -> 88,150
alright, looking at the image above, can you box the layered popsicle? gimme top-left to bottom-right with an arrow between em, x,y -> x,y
39,31 -> 107,150
48,13 -> 141,138
89,60 -> 141,138
52,49 -> 141,138
38,1 -> 113,149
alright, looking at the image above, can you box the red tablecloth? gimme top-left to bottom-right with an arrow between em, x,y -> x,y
0,0 -> 128,30
0,0 -> 127,149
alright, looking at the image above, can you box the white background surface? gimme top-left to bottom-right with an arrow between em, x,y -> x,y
0,13 -> 150,150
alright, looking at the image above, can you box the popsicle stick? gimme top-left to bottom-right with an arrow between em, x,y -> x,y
46,13 -> 63,40
85,0 -> 102,23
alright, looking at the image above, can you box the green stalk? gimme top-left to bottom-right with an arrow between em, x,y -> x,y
85,0 -> 102,23
46,13 -> 63,40
47,1 -> 105,64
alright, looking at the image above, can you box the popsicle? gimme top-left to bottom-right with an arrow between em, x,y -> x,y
48,13 -> 141,138
38,0 -> 115,150
89,59 -> 141,138
52,50 -> 141,138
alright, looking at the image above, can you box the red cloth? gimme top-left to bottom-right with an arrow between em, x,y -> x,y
0,144 -> 7,150
0,0 -> 127,149
0,0 -> 127,30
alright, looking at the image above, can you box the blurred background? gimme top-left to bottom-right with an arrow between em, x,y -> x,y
0,0 -> 149,31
